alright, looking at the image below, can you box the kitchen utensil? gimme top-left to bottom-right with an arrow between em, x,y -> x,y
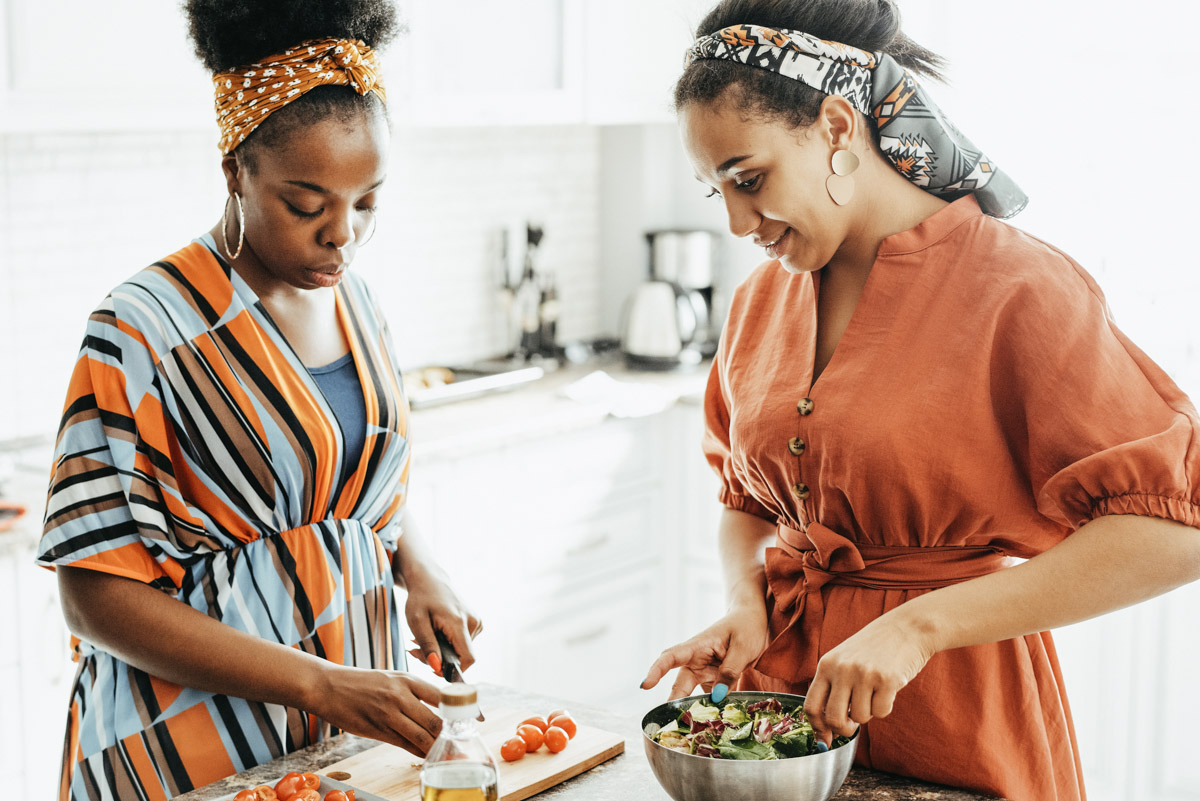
619,280 -> 699,370
320,706 -> 625,801
433,629 -> 484,721
641,691 -> 858,801
645,229 -> 722,355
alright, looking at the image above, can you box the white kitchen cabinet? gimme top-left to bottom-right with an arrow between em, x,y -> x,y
0,554 -> 17,670
0,0 -> 214,132
393,0 -> 713,127
0,664 -> 20,790
581,0 -> 712,125
509,565 -> 663,718
406,400 -> 722,715
392,0 -> 586,126
0,541 -> 74,798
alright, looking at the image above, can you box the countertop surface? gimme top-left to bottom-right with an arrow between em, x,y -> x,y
174,684 -> 1004,801
406,354 -> 711,461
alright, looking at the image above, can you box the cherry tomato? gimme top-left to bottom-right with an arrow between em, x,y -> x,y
274,777 -> 304,801
324,792 -> 348,801
549,714 -> 578,740
519,715 -> 549,733
517,723 -> 545,752
255,786 -> 278,801
233,790 -> 258,801
501,736 -> 527,762
292,790 -> 321,801
545,725 -> 569,753
347,793 -> 355,801
547,708 -> 569,721
301,775 -> 321,791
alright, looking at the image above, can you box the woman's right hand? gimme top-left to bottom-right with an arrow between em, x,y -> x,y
308,664 -> 444,755
640,600 -> 770,701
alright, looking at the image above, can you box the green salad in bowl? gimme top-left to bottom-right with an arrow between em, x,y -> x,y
644,695 -> 851,760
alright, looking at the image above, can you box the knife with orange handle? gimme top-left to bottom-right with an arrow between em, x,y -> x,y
434,628 -> 485,722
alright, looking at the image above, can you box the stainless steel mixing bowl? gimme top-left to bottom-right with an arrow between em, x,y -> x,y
641,691 -> 858,801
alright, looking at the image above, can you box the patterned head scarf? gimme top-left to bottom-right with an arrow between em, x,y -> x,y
686,25 -> 1027,218
213,38 -> 387,156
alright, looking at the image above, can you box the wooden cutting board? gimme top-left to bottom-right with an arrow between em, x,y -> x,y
318,707 -> 626,801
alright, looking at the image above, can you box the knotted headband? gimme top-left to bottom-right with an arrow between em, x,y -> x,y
686,25 -> 1028,218
213,38 -> 387,156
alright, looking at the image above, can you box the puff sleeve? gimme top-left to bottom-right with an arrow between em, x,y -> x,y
989,250 -> 1200,532
37,298 -> 186,590
703,331 -> 779,523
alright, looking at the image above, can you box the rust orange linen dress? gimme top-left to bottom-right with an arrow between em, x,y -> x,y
705,196 -> 1200,801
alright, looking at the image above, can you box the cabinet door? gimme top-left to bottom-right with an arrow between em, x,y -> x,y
0,0 -> 213,132
17,561 -> 74,798
397,0 -> 585,126
583,0 -> 712,125
0,664 -> 21,792
507,566 -> 662,718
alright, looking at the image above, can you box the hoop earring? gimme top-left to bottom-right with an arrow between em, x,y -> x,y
222,192 -> 245,260
827,150 -> 860,206
357,212 -> 378,248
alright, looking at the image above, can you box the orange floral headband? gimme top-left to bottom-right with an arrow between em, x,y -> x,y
212,38 -> 387,155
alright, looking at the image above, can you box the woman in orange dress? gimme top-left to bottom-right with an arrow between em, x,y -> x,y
640,2 -> 1200,799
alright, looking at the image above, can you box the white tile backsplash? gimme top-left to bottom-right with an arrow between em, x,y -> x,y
0,125 -> 603,441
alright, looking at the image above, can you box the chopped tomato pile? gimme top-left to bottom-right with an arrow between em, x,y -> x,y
500,710 -> 578,762
233,772 -> 354,801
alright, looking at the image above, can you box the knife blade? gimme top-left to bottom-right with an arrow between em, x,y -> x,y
434,628 -> 485,722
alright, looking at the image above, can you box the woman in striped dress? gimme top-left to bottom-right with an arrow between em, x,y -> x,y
35,1 -> 479,797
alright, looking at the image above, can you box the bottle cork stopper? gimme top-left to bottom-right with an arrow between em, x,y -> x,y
440,684 -> 478,706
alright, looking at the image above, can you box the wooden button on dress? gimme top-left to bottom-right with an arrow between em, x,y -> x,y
788,437 -> 806,456
792,483 -> 810,500
797,398 -> 814,415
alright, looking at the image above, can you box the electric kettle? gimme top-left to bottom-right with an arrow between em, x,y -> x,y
620,280 -> 699,370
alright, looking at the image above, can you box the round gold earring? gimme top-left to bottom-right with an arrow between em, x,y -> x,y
827,150 -> 860,206
358,212 -> 378,248
222,192 -> 245,260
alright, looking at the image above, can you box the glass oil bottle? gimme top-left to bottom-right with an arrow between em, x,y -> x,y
419,684 -> 499,801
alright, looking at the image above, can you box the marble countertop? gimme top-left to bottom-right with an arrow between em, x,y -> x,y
174,684 -> 1005,801
406,354 -> 711,461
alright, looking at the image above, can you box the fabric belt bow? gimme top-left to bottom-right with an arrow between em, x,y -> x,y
755,520 -> 1011,681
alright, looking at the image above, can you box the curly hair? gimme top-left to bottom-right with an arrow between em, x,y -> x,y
185,0 -> 402,164
676,0 -> 946,132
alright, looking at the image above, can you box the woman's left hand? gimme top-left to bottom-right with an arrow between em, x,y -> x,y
403,572 -> 483,673
803,611 -> 936,747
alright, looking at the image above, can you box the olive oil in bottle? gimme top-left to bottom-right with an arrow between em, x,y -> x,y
419,685 -> 498,801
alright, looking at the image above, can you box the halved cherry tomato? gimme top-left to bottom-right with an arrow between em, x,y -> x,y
233,790 -> 258,801
501,736 -> 527,762
255,786 -> 278,801
545,725 -> 569,753
274,776 -> 305,801
301,775 -> 321,791
324,791 -> 348,801
547,708 -> 569,721
292,790 -> 320,801
517,723 -> 545,752
548,714 -> 577,740
519,715 -> 549,733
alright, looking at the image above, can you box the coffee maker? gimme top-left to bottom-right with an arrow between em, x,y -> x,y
620,229 -> 722,369
645,229 -> 720,357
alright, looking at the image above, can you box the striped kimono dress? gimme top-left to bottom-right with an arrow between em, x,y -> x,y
37,238 -> 412,800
